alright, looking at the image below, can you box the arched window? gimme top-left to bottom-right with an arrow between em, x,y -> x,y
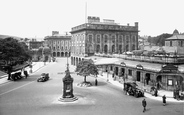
96,45 -> 100,53
112,45 -> 115,53
97,35 -> 101,43
119,45 -> 122,53
132,44 -> 135,50
126,45 -> 129,51
104,45 -> 108,54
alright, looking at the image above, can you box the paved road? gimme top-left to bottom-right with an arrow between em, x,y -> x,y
0,58 -> 183,115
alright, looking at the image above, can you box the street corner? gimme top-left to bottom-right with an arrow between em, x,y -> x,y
52,93 -> 96,105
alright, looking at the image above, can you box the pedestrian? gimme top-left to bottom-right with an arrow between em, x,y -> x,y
162,95 -> 166,106
95,78 -> 98,86
142,99 -> 147,112
154,88 -> 158,97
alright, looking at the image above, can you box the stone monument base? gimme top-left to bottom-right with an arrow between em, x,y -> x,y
59,96 -> 78,102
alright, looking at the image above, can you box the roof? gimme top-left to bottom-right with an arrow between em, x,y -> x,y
94,58 -> 120,65
44,35 -> 71,40
166,35 -> 184,40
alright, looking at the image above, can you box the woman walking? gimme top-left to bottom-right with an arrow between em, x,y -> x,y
162,95 -> 166,106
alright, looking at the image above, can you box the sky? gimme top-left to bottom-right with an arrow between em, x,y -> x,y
0,0 -> 184,40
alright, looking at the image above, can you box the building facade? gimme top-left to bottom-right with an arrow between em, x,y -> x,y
165,29 -> 184,55
70,16 -> 139,66
44,33 -> 71,57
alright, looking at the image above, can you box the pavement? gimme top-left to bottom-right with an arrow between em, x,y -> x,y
0,60 -> 183,103
96,72 -> 184,103
0,61 -> 51,85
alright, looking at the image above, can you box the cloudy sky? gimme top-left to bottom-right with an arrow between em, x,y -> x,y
0,0 -> 183,40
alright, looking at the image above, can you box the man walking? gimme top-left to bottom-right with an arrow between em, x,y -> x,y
162,95 -> 166,106
142,99 -> 147,112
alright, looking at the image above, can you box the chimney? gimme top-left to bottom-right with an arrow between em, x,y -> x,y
135,22 -> 138,27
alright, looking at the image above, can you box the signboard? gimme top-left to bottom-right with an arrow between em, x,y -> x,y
161,64 -> 178,73
120,62 -> 126,67
136,64 -> 143,70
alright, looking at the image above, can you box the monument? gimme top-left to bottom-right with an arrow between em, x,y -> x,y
59,56 -> 78,102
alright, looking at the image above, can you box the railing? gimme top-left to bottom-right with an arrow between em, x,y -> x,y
94,53 -> 184,64
71,23 -> 138,32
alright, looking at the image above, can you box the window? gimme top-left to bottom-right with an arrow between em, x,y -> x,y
88,35 -> 93,43
168,79 -> 173,86
97,35 -> 100,43
104,35 -> 108,43
119,35 -> 122,43
170,41 -> 172,46
126,35 -> 130,43
132,36 -> 136,42
112,35 -> 115,43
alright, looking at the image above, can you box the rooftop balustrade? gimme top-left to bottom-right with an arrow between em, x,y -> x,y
94,53 -> 184,64
71,23 -> 138,32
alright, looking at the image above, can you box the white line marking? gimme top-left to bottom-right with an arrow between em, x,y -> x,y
0,81 -> 35,96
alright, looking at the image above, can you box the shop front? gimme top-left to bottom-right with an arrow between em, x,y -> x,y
157,64 -> 184,91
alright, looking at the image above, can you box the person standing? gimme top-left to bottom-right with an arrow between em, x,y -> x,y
95,78 -> 98,86
142,99 -> 147,112
162,95 -> 166,106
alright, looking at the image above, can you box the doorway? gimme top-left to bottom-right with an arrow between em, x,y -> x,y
136,71 -> 141,81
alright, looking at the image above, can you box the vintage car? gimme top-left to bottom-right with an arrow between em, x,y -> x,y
124,82 -> 144,98
37,73 -> 49,82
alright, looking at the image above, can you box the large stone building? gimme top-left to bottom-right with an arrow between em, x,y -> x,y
44,32 -> 71,57
70,16 -> 139,65
94,29 -> 184,92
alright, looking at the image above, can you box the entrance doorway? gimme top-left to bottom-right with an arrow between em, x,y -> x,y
136,71 -> 141,81
145,73 -> 151,85
156,75 -> 162,89
120,68 -> 125,77
115,67 -> 119,76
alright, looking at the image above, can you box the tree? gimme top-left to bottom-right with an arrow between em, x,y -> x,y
147,33 -> 172,46
0,37 -> 31,80
75,59 -> 98,84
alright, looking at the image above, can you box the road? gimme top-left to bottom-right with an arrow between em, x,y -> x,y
0,58 -> 183,115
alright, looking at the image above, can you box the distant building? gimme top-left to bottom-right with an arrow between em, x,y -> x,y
44,31 -> 71,57
70,16 -> 139,65
164,29 -> 184,55
29,40 -> 44,51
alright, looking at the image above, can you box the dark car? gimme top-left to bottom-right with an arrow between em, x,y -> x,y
37,73 -> 49,82
124,82 -> 144,97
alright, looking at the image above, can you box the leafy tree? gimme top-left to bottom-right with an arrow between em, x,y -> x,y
75,59 -> 98,83
0,37 -> 31,80
147,33 -> 172,46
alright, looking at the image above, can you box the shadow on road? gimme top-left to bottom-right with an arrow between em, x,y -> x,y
90,81 -> 108,86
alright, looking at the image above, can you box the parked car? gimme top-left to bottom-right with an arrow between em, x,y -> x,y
37,73 -> 49,82
124,82 -> 144,97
